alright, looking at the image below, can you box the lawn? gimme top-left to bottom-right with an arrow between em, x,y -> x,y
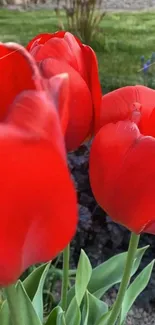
0,9 -> 155,91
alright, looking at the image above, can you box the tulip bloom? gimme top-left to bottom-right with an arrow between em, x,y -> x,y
26,31 -> 102,151
89,115 -> 155,235
99,85 -> 155,137
0,42 -> 77,285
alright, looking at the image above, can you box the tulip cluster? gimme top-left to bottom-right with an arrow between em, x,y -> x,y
0,30 -> 155,291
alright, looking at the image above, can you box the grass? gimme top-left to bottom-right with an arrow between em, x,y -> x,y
0,9 -> 155,91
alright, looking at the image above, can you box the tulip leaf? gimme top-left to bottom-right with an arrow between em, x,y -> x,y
16,280 -> 42,325
82,291 -> 108,325
57,312 -> 66,325
23,262 -> 50,300
32,263 -> 51,322
120,260 -> 155,324
95,311 -> 111,325
81,291 -> 89,325
45,306 -> 64,325
65,297 -> 81,325
0,263 -> 50,325
88,245 -> 149,298
0,300 -> 10,325
67,246 -> 148,306
75,249 -> 92,306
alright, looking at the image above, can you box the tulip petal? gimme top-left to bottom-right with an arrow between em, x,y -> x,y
0,129 -> 77,285
81,45 -> 102,134
7,89 -> 67,159
100,86 -> 139,128
0,42 -> 43,121
45,73 -> 69,134
100,85 -> 155,137
32,34 -> 86,81
26,31 -> 66,51
90,120 -> 155,234
64,32 -> 86,80
40,57 -> 93,151
136,85 -> 155,136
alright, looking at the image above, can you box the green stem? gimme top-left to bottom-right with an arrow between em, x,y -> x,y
4,284 -> 23,325
107,232 -> 140,325
61,244 -> 70,311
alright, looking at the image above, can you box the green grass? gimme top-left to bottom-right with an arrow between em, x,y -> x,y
0,9 -> 154,91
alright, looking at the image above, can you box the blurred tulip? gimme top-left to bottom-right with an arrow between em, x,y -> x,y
0,42 -> 77,285
27,31 -> 102,151
89,119 -> 155,235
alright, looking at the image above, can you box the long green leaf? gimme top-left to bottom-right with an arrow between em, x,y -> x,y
45,306 -> 63,325
67,246 -> 148,306
16,281 -> 42,325
0,300 -> 10,325
23,263 -> 49,300
88,245 -> 149,297
86,291 -> 108,325
120,260 -> 155,324
32,263 -> 51,321
75,250 -> 92,306
65,297 -> 81,325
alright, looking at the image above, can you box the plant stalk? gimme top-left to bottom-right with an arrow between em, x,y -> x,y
60,244 -> 70,311
107,232 -> 140,325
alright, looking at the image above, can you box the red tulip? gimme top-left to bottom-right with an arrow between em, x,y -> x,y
0,42 -> 77,285
89,115 -> 155,235
27,31 -> 102,151
99,85 -> 155,137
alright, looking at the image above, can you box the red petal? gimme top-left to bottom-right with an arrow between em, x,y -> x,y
41,57 -> 93,151
100,86 -> 140,128
7,89 -> 67,159
32,33 -> 86,81
45,73 -> 69,135
81,45 -> 102,134
100,85 -> 155,137
26,32 -> 66,51
0,42 -> 43,121
135,85 -> 155,136
0,130 -> 77,285
90,120 -> 155,233
64,32 -> 86,80
26,31 -> 81,51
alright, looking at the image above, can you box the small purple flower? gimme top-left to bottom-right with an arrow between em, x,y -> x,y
140,55 -> 145,64
143,63 -> 149,74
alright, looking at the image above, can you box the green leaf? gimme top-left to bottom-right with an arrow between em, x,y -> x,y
45,306 -> 63,325
82,291 -> 89,325
65,297 -> 81,325
82,291 -> 108,325
66,286 -> 75,308
95,311 -> 111,325
16,280 -> 42,325
0,263 -> 50,325
32,263 -> 51,322
57,312 -> 66,325
23,263 -> 50,301
88,245 -> 149,298
0,300 -> 10,325
120,260 -> 155,324
75,249 -> 92,306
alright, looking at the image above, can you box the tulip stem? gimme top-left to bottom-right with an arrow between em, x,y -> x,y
61,244 -> 70,311
4,283 -> 23,325
107,232 -> 140,325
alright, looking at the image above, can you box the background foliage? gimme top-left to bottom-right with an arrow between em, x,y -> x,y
1,9 -> 155,92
